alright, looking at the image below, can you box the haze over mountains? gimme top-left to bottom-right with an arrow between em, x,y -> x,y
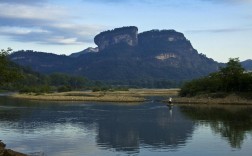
9,26 -> 252,86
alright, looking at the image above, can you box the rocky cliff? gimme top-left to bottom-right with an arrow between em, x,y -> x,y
138,29 -> 187,45
138,29 -> 194,53
93,27 -> 197,61
94,26 -> 138,51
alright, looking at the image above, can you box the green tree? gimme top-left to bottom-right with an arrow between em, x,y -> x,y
49,73 -> 69,86
69,76 -> 87,89
0,48 -> 21,86
219,58 -> 245,92
179,58 -> 252,97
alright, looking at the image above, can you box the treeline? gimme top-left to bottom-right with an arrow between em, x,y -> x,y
16,73 -> 90,93
2,48 -> 169,93
180,58 -> 252,97
106,79 -> 181,88
1,65 -> 91,93
1,48 -> 129,93
3,70 -> 128,93
0,48 -> 21,86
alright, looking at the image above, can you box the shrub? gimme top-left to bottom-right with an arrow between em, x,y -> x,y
19,85 -> 51,94
57,85 -> 72,92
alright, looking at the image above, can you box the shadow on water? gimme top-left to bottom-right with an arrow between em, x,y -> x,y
180,105 -> 252,149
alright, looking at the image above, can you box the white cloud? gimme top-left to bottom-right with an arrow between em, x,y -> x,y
0,3 -> 69,22
47,36 -> 82,45
0,0 -> 47,5
186,27 -> 252,34
50,23 -> 106,37
0,2 -> 106,45
0,26 -> 50,35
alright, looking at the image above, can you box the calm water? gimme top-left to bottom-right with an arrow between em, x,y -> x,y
0,97 -> 252,156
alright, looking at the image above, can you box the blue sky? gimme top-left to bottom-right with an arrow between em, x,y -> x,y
0,0 -> 251,62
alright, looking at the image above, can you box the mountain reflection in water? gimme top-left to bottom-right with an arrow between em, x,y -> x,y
96,105 -> 193,153
0,97 -> 252,156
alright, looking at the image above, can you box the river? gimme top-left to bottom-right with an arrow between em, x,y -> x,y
0,97 -> 252,156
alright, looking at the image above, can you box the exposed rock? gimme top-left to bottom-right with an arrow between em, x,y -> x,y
94,26 -> 138,51
0,141 -> 27,156
138,29 -> 186,44
155,53 -> 177,60
70,47 -> 99,58
138,29 -> 194,55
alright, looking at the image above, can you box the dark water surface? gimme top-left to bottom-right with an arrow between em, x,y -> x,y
0,97 -> 252,156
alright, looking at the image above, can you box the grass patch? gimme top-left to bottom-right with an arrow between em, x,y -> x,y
10,89 -> 179,103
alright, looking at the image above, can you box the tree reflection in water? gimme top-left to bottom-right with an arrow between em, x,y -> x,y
1,97 -> 252,155
0,98 -> 195,154
180,105 -> 252,149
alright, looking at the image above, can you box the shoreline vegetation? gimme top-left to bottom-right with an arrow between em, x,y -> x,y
170,94 -> 252,105
178,58 -> 252,105
3,49 -> 252,105
9,89 -> 252,105
11,89 -> 179,103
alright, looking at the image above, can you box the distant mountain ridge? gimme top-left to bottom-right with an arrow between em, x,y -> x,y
10,26 -> 246,86
10,50 -> 74,74
241,59 -> 252,71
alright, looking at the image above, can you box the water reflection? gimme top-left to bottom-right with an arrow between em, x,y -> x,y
180,105 -> 252,149
0,97 -> 194,155
96,104 -> 194,153
0,97 -> 252,155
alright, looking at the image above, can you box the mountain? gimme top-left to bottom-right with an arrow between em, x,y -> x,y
10,50 -> 75,74
241,59 -> 252,71
10,26 -> 221,86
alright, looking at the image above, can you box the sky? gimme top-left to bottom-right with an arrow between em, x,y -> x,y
0,0 -> 252,62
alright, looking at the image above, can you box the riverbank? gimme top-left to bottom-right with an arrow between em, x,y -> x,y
10,89 -> 179,102
9,89 -> 252,105
169,94 -> 252,105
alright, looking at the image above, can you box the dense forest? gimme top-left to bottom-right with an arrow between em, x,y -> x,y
2,47 -> 252,95
179,58 -> 252,97
4,48 -> 176,92
1,48 -> 127,93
